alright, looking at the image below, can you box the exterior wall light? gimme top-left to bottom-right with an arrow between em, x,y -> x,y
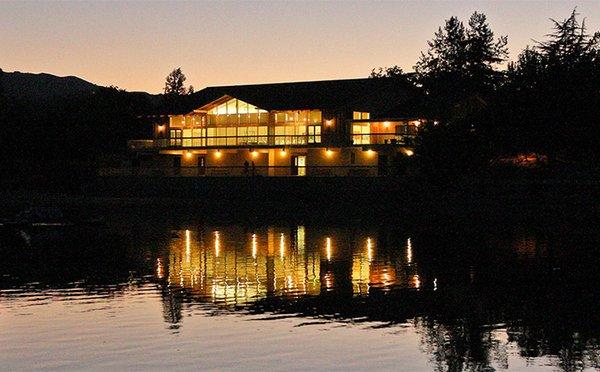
214,150 -> 222,158
325,119 -> 333,127
280,148 -> 287,156
185,151 -> 193,159
383,121 -> 390,128
366,149 -> 375,156
326,148 -> 333,157
405,149 -> 414,156
251,150 -> 259,158
157,125 -> 165,132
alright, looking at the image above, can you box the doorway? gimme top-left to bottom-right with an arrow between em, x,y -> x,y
291,155 -> 306,176
198,156 -> 206,176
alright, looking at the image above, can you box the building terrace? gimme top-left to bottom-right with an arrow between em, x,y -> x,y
125,77 -> 427,177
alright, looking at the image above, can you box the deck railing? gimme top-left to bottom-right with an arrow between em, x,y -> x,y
99,165 -> 393,177
129,133 -> 415,150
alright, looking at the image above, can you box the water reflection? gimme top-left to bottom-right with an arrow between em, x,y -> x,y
153,225 -> 600,370
160,227 -> 433,309
2,222 -> 600,371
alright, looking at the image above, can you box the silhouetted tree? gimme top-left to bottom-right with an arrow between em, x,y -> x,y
370,65 -> 404,79
414,11 -> 508,119
411,12 -> 508,177
498,9 -> 600,167
164,67 -> 188,96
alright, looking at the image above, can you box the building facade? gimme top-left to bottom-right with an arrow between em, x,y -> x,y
126,78 -> 425,177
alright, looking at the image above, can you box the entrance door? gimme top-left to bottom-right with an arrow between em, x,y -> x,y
291,156 -> 306,176
198,156 -> 206,176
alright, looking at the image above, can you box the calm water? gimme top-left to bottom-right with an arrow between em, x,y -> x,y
1,215 -> 599,371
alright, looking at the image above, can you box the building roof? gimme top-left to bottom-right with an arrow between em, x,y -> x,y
173,77 -> 423,117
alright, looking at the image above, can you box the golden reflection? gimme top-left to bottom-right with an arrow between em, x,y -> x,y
409,274 -> 421,289
162,228 -> 428,307
326,237 -> 332,261
214,231 -> 220,257
156,258 -> 164,279
185,230 -> 191,263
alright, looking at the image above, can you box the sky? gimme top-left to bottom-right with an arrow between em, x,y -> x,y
1,1 -> 599,93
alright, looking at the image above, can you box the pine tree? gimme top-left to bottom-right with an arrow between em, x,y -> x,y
164,67 -> 188,96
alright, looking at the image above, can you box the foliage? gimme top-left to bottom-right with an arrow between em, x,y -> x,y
370,65 -> 404,79
497,9 -> 600,165
164,67 -> 194,96
164,67 -> 187,96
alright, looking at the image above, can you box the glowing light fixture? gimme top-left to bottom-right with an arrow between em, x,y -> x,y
252,233 -> 257,259
366,149 -> 374,156
251,150 -> 259,158
214,149 -> 222,158
157,125 -> 165,132
367,237 -> 373,261
326,149 -> 333,157
185,151 -> 192,159
383,121 -> 390,128
280,148 -> 287,156
326,237 -> 332,261
405,149 -> 414,156
325,119 -> 333,126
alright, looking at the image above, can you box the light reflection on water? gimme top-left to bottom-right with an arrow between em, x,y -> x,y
1,222 -> 600,371
163,227 -> 425,307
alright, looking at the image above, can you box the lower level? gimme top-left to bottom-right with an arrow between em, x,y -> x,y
112,146 -> 414,177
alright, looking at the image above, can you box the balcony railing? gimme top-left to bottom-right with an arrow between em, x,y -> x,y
351,133 -> 416,146
100,165 -> 384,177
129,133 -> 415,150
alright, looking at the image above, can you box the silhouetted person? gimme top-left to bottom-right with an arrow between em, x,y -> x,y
251,161 -> 256,176
243,160 -> 249,176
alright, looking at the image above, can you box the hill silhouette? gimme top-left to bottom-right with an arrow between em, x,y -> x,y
2,71 -> 99,101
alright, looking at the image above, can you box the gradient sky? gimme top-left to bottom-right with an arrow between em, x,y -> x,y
2,1 -> 599,93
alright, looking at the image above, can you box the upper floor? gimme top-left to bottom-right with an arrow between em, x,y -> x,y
130,78 -> 426,151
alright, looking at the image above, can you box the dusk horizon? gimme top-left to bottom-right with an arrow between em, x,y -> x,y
2,1 -> 599,93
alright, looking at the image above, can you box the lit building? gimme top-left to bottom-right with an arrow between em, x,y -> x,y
128,78 -> 426,176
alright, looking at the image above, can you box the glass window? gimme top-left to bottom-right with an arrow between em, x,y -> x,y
258,126 -> 268,145
310,110 -> 322,124
207,128 -> 216,146
192,128 -> 204,147
183,129 -> 192,147
227,127 -> 236,146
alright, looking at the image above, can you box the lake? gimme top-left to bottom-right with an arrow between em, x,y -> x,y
1,210 -> 599,371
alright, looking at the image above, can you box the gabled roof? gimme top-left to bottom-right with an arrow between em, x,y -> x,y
173,77 -> 423,117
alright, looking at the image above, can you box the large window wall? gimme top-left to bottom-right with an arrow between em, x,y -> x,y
273,110 -> 322,145
167,98 -> 323,148
351,120 -> 419,145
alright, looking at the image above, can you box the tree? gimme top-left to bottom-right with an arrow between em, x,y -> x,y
164,67 -> 189,96
414,12 -> 508,118
500,9 -> 600,166
370,65 -> 404,79
411,12 -> 508,177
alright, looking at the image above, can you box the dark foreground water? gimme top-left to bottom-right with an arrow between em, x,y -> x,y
1,212 -> 599,371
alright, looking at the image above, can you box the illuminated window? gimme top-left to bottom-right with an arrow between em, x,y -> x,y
182,129 -> 192,147
192,128 -> 204,147
352,124 -> 370,145
353,111 -> 370,120
308,125 -> 321,143
170,129 -> 182,146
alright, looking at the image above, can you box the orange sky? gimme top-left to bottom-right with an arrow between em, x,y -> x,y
1,1 -> 598,93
